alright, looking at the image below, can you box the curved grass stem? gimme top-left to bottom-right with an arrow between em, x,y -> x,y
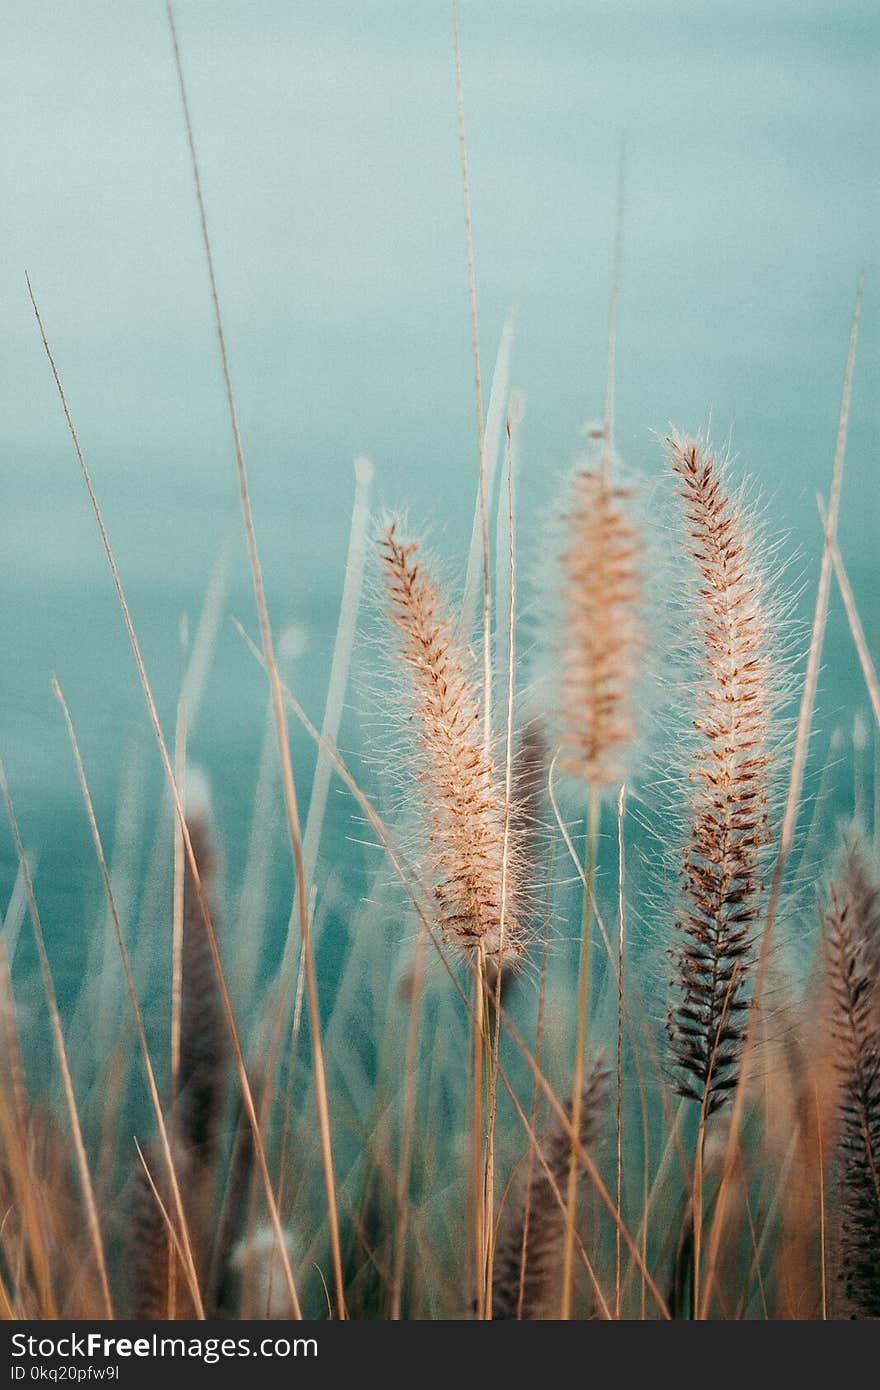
560,784 -> 600,1318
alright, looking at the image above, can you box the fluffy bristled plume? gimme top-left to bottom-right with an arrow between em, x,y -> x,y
492,1062 -> 607,1319
558,462 -> 642,785
129,796 -> 229,1317
379,521 -> 524,968
824,837 -> 880,1318
178,804 -> 229,1166
665,433 -> 776,1115
129,1138 -> 196,1320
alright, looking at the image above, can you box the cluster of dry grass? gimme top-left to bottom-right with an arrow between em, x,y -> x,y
1,7 -> 877,1324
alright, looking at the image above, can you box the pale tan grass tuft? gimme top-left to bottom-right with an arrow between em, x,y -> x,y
665,432 -> 778,1116
379,520 -> 525,968
557,467 -> 642,787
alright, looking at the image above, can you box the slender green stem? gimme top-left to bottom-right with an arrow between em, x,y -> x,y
480,954 -> 497,1317
472,953 -> 486,1318
615,783 -> 625,1317
560,784 -> 600,1318
692,1121 -> 706,1318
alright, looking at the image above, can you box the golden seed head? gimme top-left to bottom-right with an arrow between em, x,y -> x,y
379,521 -> 524,969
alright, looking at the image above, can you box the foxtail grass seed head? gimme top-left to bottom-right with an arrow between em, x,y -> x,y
379,521 -> 525,969
128,1138 -> 195,1320
492,1062 -> 607,1319
824,845 -> 880,1318
836,832 -> 880,1010
665,433 -> 776,1116
179,807 -> 229,1164
557,461 -> 642,787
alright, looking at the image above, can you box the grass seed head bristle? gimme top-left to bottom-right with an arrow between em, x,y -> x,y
558,464 -> 642,787
824,839 -> 880,1317
492,1061 -> 607,1319
179,810 -> 229,1164
664,432 -> 777,1116
836,831 -> 880,1009
230,1224 -> 300,1319
128,1137 -> 195,1320
511,718 -> 548,877
128,806 -> 227,1319
378,520 -> 525,968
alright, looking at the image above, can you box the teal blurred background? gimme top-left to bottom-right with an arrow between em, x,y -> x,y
0,1 -> 877,1007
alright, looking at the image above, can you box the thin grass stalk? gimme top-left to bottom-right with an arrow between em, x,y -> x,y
0,1085 -> 58,1317
134,544 -> 229,982
133,1139 -> 194,1291
264,459 -> 371,1021
735,1133 -> 796,1318
1,860 -> 33,975
275,903 -> 310,1212
0,766 -> 113,1318
826,522 -> 880,731
452,6 -> 495,1313
701,278 -> 863,1317
237,720 -> 307,1255
0,1269 -> 13,1321
241,881 -> 310,1312
694,962 -> 743,1317
52,682 -> 205,1317
560,787 -> 599,1319
390,927 -> 427,1320
551,750 -> 685,1311
816,1077 -> 828,1319
735,1153 -> 768,1318
28,277 -> 302,1322
168,3 -> 345,1315
517,848 -> 553,1319
553,750 -> 680,1272
494,1065 -> 609,1318
240,627 -> 672,1316
616,783 -> 625,1317
464,313 -> 515,647
166,619 -> 189,1124
557,162 -> 635,1313
301,458 -> 373,919
85,739 -> 144,1070
0,937 -> 27,1144
171,701 -> 186,1107
472,961 -> 487,1319
451,0 -> 491,752
487,1060 -> 612,1318
548,759 -> 673,1164
95,1044 -> 126,1213
0,934 -> 57,1318
235,629 -> 301,1010
482,419 -> 519,1316
492,368 -> 520,682
500,1068 -> 612,1319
